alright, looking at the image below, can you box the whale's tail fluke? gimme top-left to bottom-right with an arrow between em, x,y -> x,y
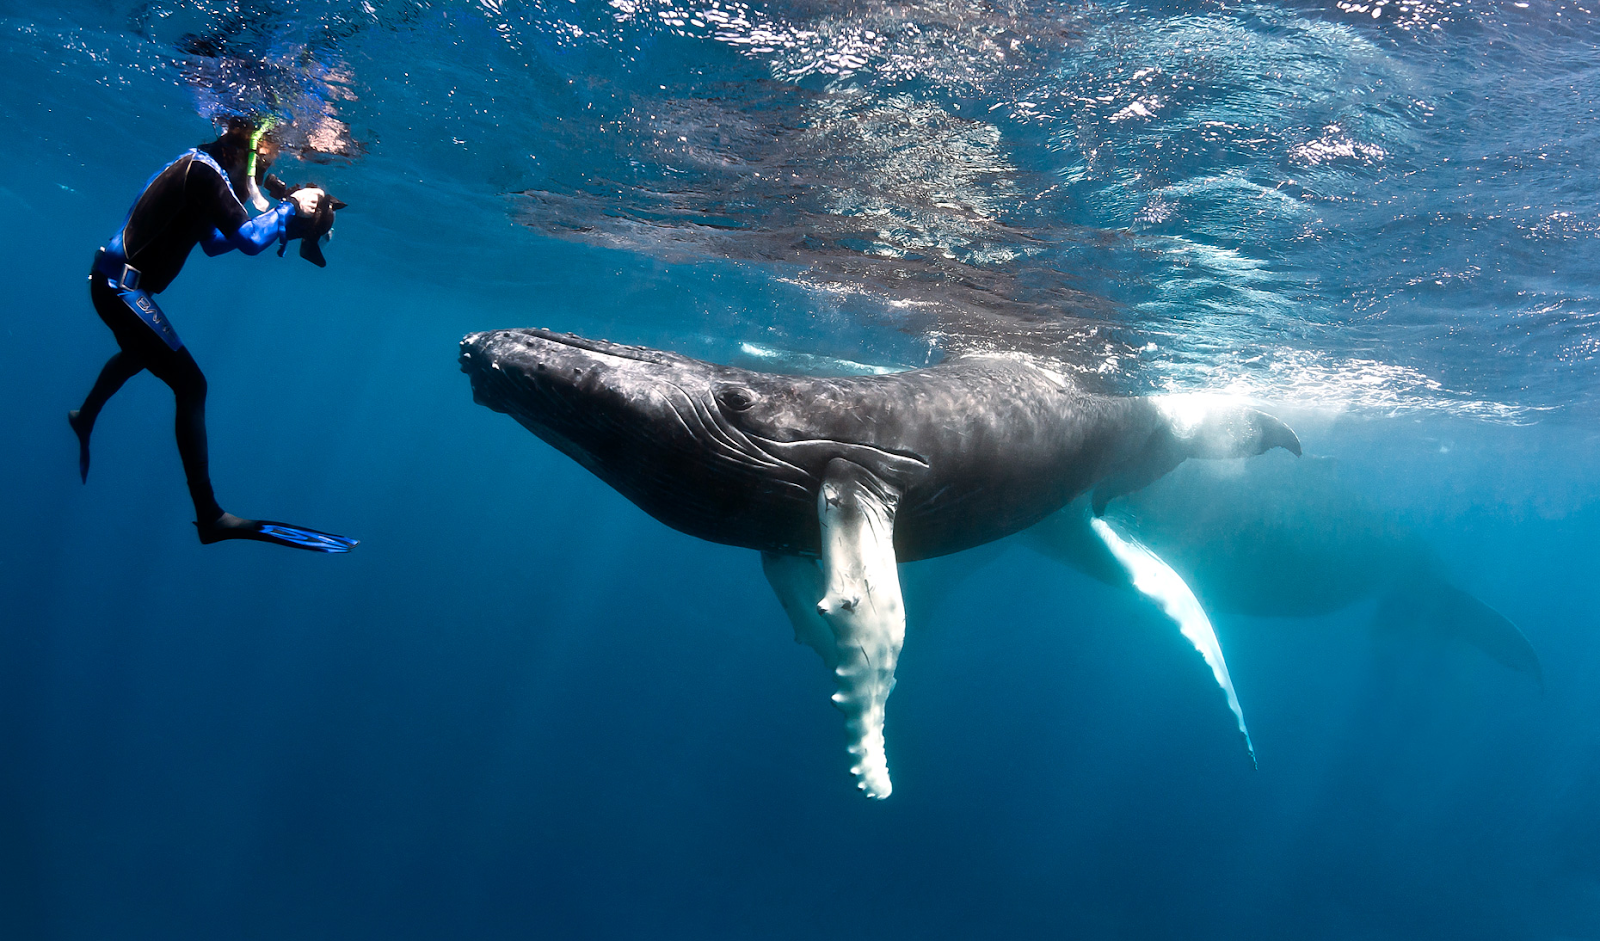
1374,576 -> 1543,687
1093,396 -> 1301,514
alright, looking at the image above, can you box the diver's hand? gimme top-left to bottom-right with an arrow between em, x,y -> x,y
279,187 -> 346,268
288,186 -> 326,216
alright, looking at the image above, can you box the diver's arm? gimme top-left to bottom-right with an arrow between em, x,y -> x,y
200,228 -> 236,256
192,152 -> 287,256
211,201 -> 295,256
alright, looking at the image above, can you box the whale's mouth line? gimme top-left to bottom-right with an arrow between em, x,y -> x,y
510,327 -> 671,365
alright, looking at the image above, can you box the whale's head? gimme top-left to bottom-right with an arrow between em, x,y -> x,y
459,328 -> 818,551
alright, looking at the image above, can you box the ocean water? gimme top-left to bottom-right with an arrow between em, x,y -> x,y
2,1 -> 1599,938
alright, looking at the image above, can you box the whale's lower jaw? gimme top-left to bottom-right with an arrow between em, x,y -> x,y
461,329 -> 826,554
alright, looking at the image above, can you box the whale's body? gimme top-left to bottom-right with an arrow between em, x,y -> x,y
461,329 -> 1300,797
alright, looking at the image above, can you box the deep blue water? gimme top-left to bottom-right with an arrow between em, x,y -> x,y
3,1 -> 1600,938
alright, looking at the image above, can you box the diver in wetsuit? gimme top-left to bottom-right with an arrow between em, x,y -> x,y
69,116 -> 356,552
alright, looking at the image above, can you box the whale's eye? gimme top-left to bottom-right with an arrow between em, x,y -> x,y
717,386 -> 758,412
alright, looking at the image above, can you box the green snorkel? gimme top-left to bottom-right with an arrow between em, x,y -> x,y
244,117 -> 278,211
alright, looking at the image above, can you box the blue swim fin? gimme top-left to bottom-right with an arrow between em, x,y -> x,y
196,512 -> 358,553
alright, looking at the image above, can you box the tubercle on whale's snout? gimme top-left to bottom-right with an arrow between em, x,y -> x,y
459,329 -> 563,412
458,334 -> 481,374
458,330 -> 513,374
458,329 -> 560,380
461,327 -> 650,416
458,333 -> 503,410
465,327 -> 684,363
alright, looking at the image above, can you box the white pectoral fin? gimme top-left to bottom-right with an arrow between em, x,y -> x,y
762,459 -> 906,799
817,460 -> 906,799
1091,518 -> 1256,766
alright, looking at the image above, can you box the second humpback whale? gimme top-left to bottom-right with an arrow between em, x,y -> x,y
1022,453 -> 1543,683
460,329 -> 1301,798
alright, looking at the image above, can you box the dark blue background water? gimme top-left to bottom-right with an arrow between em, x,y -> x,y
3,1 -> 1600,938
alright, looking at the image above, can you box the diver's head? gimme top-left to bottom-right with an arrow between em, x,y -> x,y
215,115 -> 282,209
218,115 -> 255,147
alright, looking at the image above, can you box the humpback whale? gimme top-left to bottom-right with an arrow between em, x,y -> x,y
1022,452 -> 1542,682
460,329 -> 1301,797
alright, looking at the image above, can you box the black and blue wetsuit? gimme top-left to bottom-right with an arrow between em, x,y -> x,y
70,140 -> 356,552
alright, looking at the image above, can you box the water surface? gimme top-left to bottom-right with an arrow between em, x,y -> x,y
2,2 -> 1599,938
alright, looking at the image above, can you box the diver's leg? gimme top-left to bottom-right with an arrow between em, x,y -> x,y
142,345 -> 225,526
70,352 -> 142,482
143,348 -> 357,553
74,280 -> 151,483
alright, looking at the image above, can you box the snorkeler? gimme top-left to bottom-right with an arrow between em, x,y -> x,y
69,116 -> 356,553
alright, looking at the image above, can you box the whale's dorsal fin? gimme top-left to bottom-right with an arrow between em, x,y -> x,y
762,459 -> 906,799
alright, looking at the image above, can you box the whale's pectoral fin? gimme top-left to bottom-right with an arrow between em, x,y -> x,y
1091,517 -> 1256,766
1020,498 -> 1133,589
1374,577 -> 1544,687
761,459 -> 906,799
762,553 -> 835,665
1093,399 -> 1302,514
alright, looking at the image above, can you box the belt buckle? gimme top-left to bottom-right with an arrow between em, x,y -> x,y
120,263 -> 140,291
